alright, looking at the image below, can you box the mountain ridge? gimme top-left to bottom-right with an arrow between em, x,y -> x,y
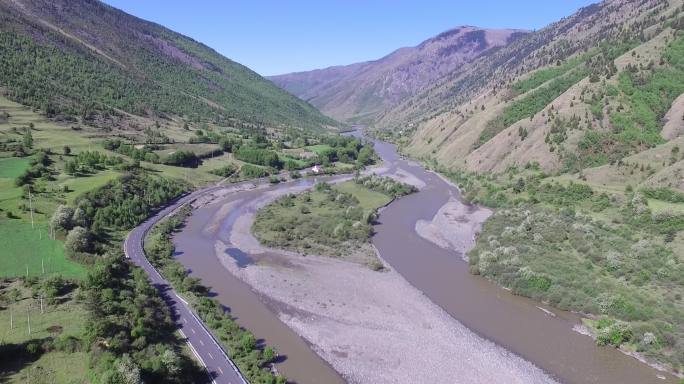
269,26 -> 528,123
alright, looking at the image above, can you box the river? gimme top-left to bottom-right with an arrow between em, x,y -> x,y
172,134 -> 678,383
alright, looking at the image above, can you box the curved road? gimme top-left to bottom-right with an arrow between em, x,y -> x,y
124,185 -> 248,384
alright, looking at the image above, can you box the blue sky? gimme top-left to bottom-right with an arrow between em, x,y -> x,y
104,1 -> 597,76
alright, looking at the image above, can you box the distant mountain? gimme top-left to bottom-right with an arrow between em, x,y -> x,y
269,26 -> 528,123
0,0 -> 338,132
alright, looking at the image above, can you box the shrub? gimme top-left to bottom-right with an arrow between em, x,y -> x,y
50,205 -> 75,231
64,226 -> 91,255
163,150 -> 199,167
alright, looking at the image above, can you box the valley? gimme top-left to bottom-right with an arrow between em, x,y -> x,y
167,132 -> 679,383
0,0 -> 683,382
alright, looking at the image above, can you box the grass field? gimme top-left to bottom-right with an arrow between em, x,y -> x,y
57,170 -> 120,204
0,220 -> 86,279
333,181 -> 392,209
0,157 -> 29,178
305,144 -> 333,154
0,281 -> 88,383
648,199 -> 684,215
1,351 -> 89,384
0,156 -> 87,279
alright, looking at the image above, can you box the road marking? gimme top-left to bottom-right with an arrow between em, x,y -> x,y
208,352 -> 214,360
187,340 -> 207,367
199,339 -> 204,346
175,293 -> 189,305
191,328 -> 196,334
179,329 -> 186,338
218,367 -> 224,374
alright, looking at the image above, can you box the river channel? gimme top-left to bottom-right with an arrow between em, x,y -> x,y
172,135 -> 678,383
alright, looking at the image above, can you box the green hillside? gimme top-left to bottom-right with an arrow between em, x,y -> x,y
0,0 -> 338,132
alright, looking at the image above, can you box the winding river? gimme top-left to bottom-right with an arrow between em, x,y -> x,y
173,134 -> 678,383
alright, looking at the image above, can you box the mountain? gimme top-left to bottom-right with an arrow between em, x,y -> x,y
378,0 -> 684,180
268,26 -> 528,123
0,0 -> 338,132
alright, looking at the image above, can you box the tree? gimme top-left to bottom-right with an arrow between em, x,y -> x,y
241,332 -> 256,352
161,349 -> 181,376
263,346 -> 276,364
72,207 -> 87,227
23,127 -> 33,148
50,205 -> 74,231
65,159 -> 78,175
356,146 -> 374,166
64,226 -> 91,255
116,354 -> 142,384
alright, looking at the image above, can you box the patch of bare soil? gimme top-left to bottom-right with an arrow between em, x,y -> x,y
415,197 -> 492,260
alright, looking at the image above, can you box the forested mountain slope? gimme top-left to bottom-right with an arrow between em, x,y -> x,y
0,0 -> 338,132
269,26 -> 527,123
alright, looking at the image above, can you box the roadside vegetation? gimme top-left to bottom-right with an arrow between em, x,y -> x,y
253,175 -> 416,269
145,206 -> 286,384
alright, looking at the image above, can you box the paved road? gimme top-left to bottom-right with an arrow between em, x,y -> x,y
124,186 -> 248,384
123,166 -> 343,383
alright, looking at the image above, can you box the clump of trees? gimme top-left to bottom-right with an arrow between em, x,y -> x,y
103,138 -> 160,163
83,253 -> 208,383
314,136 -> 375,166
64,150 -> 124,175
353,174 -> 417,198
253,187 -> 374,258
235,146 -> 282,168
209,164 -> 237,178
468,204 -> 683,369
641,187 -> 684,203
15,150 -> 52,186
76,172 -> 187,233
239,164 -> 271,178
162,150 -> 199,167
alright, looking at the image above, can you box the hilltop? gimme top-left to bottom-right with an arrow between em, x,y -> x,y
269,26 -> 527,123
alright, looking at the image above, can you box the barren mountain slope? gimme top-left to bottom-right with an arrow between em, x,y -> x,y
269,26 -> 527,123
387,0 -> 683,181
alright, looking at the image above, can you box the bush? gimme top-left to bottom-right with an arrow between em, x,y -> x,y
50,205 -> 75,231
235,146 -> 281,168
208,164 -> 237,178
239,164 -> 271,179
64,226 -> 91,255
353,174 -> 417,198
163,150 -> 199,167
